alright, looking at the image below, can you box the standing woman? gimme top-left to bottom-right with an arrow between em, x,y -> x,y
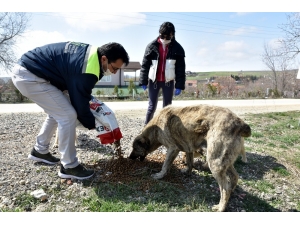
139,21 -> 186,125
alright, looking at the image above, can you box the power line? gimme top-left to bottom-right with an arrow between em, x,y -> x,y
102,12 -> 281,36
32,12 -> 283,39
89,12 -> 282,35
169,12 -> 282,30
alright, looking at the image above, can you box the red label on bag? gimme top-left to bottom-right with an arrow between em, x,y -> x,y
90,97 -> 122,145
96,127 -> 123,145
90,102 -> 101,110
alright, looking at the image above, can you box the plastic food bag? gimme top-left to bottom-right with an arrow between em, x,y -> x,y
89,96 -> 122,144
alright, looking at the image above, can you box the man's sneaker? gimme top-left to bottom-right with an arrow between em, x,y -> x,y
58,164 -> 94,180
28,148 -> 60,165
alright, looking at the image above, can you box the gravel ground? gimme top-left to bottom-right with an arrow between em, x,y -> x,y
0,108 -> 147,212
0,104 -> 299,212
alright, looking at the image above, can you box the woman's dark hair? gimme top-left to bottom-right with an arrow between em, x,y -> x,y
159,22 -> 175,36
98,42 -> 130,66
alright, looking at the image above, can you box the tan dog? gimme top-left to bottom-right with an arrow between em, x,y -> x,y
52,128 -> 79,148
181,137 -> 247,169
129,104 -> 251,212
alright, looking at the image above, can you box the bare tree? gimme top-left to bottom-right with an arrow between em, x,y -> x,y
277,51 -> 293,93
262,42 -> 280,95
262,41 -> 297,97
281,70 -> 300,97
278,12 -> 300,58
215,76 -> 236,98
0,77 -> 6,101
0,12 -> 30,72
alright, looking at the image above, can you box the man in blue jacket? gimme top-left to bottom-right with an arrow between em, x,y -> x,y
11,41 -> 129,180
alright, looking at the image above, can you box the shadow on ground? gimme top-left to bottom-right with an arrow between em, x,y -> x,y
78,151 -> 283,212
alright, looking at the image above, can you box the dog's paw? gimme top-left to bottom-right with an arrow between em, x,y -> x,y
212,204 -> 220,212
180,167 -> 192,176
212,204 -> 226,212
151,172 -> 164,180
241,157 -> 247,163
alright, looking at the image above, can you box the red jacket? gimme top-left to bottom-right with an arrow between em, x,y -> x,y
156,38 -> 169,82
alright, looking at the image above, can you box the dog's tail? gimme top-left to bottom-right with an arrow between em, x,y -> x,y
240,123 -> 251,137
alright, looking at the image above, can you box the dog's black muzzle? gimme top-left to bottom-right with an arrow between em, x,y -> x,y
129,152 -> 145,161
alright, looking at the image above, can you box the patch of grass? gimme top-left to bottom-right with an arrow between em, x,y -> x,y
252,140 -> 265,145
265,114 -> 279,120
277,134 -> 299,146
279,144 -> 288,149
235,111 -> 300,211
0,207 -> 24,212
82,175 -> 216,212
274,112 -> 289,116
12,193 -> 40,211
243,180 -> 274,193
283,154 -> 300,169
83,183 -> 175,212
273,167 -> 290,176
297,201 -> 300,211
83,197 -> 149,212
270,199 -> 284,209
267,142 -> 276,147
251,131 -> 264,138
272,167 -> 290,176
243,194 -> 279,212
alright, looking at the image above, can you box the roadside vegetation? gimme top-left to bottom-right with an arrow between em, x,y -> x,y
2,69 -> 300,103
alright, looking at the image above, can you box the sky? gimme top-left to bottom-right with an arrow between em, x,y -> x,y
1,0 -> 299,78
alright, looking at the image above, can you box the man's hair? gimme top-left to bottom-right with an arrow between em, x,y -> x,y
98,42 -> 130,66
159,22 -> 175,36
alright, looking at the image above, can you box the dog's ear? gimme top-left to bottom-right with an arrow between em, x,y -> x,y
130,136 -> 150,160
139,137 -> 150,150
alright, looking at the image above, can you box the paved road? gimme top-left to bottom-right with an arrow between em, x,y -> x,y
1,99 -> 300,114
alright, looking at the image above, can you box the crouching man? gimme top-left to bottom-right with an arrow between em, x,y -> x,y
11,41 -> 129,180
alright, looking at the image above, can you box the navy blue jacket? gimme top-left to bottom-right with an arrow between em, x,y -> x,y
19,41 -> 104,129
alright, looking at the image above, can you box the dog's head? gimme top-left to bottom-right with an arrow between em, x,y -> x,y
129,136 -> 151,161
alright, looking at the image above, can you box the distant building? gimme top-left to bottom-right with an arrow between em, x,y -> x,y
185,80 -> 198,88
95,61 -> 141,88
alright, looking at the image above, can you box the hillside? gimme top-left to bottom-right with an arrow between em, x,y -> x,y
186,71 -> 273,80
